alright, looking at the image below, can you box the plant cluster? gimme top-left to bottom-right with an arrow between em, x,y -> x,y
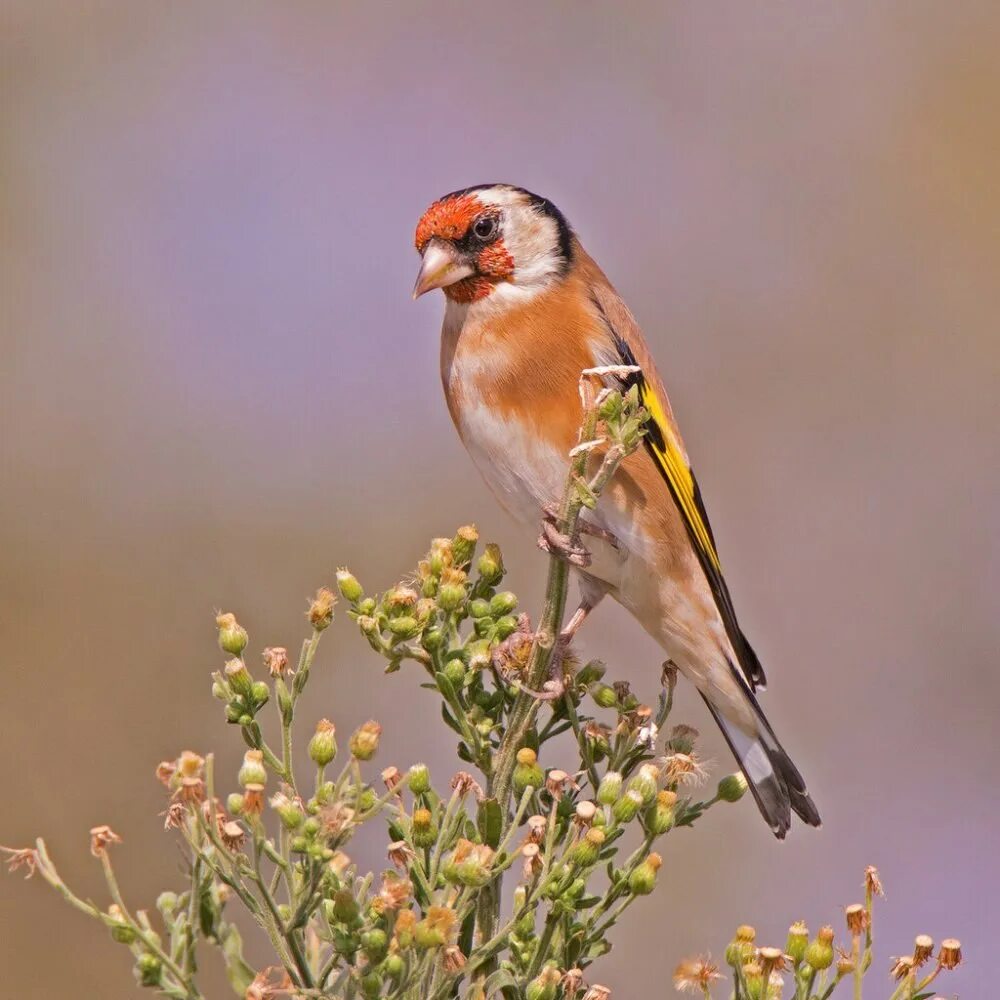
2,375 -> 965,1000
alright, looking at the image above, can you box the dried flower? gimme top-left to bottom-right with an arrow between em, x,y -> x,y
666,723 -> 699,754
161,802 -> 187,830
562,969 -> 585,999
307,587 -> 336,630
450,771 -> 484,800
262,646 -> 289,678
387,840 -> 416,869
662,752 -> 708,787
89,825 -> 122,857
521,842 -> 543,879
219,820 -> 245,851
381,766 -> 403,793
246,965 -> 293,1000
890,955 -> 915,981
1,846 -> 38,878
525,814 -> 548,844
938,938 -> 962,970
442,944 -> 467,974
912,934 -> 934,966
574,800 -> 598,825
673,956 -> 722,994
845,903 -> 868,935
864,865 -> 884,898
545,768 -> 578,800
377,873 -> 412,911
582,986 -> 611,1000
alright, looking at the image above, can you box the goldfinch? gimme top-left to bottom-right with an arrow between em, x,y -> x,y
413,184 -> 820,837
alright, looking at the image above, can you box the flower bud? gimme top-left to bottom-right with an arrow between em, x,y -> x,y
526,967 -> 561,1000
489,591 -> 518,616
361,928 -> 388,963
785,921 -> 809,963
107,904 -> 137,944
443,658 -> 466,686
270,791 -> 304,830
224,658 -> 254,699
477,543 -> 504,584
717,772 -> 748,803
227,793 -> 245,815
469,598 -> 491,619
437,569 -> 468,612
238,750 -> 267,788
332,888 -> 360,925
308,587 -> 337,630
647,789 -> 677,834
577,660 -> 606,687
566,827 -> 605,868
495,614 -> 519,639
596,771 -> 623,806
451,525 -> 479,567
407,764 -> 431,795
412,808 -> 438,849
336,568 -> 363,603
804,926 -> 835,971
250,681 -> 270,707
628,852 -> 662,895
628,764 -> 660,805
216,612 -> 248,657
612,789 -> 644,824
513,748 -> 544,797
135,953 -> 162,987
591,684 -> 618,709
725,925 -> 757,966
384,953 -> 404,979
388,615 -> 421,639
349,720 -> 382,761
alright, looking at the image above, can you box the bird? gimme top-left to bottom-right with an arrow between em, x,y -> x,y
412,183 -> 820,837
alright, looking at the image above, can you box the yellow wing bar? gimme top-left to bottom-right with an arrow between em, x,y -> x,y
638,382 -> 721,573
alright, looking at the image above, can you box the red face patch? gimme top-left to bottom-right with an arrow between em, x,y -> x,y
414,193 -> 482,252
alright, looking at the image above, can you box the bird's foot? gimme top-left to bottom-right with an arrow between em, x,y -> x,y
538,518 -> 591,568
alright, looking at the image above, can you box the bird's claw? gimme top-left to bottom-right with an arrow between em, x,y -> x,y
538,520 -> 592,568
541,504 -> 619,551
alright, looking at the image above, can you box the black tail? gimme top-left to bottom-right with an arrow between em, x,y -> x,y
701,692 -> 821,839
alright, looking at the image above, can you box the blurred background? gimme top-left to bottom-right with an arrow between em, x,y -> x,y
2,2 -> 998,996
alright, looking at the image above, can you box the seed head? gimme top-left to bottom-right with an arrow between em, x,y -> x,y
443,944 -> 467,974
673,956 -> 722,994
450,771 -> 484,800
521,842 -> 543,879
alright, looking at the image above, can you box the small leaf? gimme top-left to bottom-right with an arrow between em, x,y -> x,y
484,969 -> 518,995
478,798 -> 503,848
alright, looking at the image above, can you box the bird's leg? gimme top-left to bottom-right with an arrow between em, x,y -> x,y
522,588 -> 608,702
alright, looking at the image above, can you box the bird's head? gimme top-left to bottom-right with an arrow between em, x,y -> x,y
413,184 -> 574,304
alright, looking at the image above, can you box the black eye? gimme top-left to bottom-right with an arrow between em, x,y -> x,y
472,215 -> 498,241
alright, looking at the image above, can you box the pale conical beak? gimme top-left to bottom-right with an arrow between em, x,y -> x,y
412,240 -> 475,299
